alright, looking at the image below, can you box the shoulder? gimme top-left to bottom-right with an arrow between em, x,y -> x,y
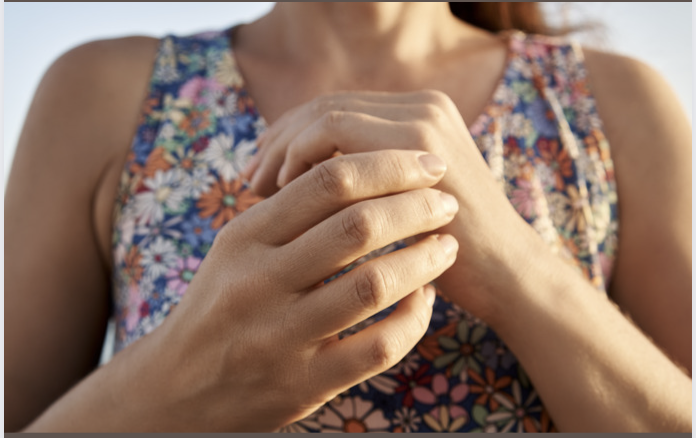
581,48 -> 691,214
39,36 -> 160,125
582,48 -> 690,156
10,36 -> 163,263
15,35 -> 162,194
581,49 -> 691,369
43,35 -> 160,97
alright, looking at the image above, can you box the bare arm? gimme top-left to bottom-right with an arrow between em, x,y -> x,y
482,50 -> 691,432
243,48 -> 692,432
4,36 -> 160,431
586,48 -> 691,373
6,37 -> 460,432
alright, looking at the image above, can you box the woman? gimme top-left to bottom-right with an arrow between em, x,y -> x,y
5,2 -> 691,432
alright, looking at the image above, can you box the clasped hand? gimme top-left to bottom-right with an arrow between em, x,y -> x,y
244,90 -> 542,324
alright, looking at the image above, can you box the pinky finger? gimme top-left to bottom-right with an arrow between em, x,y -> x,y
312,285 -> 436,396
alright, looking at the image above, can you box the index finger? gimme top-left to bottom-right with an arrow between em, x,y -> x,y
230,149 -> 448,247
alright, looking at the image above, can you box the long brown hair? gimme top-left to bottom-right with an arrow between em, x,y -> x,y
448,2 -> 572,36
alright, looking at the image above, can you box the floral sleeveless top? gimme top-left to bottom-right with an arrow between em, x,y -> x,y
110,27 -> 618,433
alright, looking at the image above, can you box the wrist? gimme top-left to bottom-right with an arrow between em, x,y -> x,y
473,222 -> 564,333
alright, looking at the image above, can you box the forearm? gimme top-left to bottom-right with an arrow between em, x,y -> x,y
480,240 -> 691,432
22,331 -> 178,432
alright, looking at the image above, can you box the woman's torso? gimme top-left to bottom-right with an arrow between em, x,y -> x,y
104,27 -> 618,432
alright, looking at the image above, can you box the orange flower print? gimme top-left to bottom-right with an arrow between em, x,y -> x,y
138,96 -> 160,125
524,408 -> 557,433
178,109 -> 211,137
537,138 -> 573,190
418,322 -> 456,362
123,246 -> 144,285
196,178 -> 262,229
468,368 -> 512,411
143,148 -> 172,178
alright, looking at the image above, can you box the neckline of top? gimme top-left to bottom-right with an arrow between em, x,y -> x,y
220,25 -> 529,136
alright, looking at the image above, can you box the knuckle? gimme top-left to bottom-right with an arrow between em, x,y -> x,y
368,333 -> 400,370
212,220 -> 242,251
322,110 -> 345,129
420,89 -> 450,106
408,122 -> 434,150
311,96 -> 331,115
354,264 -> 390,309
314,160 -> 355,198
341,206 -> 377,248
420,102 -> 444,121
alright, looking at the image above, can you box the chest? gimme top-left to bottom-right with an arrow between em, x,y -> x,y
232,40 -> 509,128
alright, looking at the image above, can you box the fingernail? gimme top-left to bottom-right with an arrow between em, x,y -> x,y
418,154 -> 446,177
424,284 -> 436,306
437,234 -> 458,256
439,192 -> 459,215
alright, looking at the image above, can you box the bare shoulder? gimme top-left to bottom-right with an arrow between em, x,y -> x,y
17,35 -> 161,262
582,48 -> 691,157
4,35 -> 161,431
581,48 -> 691,371
18,35 -> 160,182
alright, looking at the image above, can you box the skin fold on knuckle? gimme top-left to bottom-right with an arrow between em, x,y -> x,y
354,264 -> 390,310
368,331 -> 401,372
322,110 -> 345,132
312,159 -> 356,200
343,203 -> 388,253
408,121 -> 435,152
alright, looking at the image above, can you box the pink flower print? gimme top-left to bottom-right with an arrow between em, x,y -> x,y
394,364 -> 432,408
166,256 -> 202,296
423,404 -> 468,432
179,77 -> 225,106
413,373 -> 469,420
598,252 -> 614,286
126,285 -> 143,332
510,177 -> 544,219
318,396 -> 390,432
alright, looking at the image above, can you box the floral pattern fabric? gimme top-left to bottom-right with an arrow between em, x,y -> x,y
110,27 -> 618,432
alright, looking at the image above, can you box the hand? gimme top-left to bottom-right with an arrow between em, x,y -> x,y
243,90 -> 542,325
136,149 -> 459,431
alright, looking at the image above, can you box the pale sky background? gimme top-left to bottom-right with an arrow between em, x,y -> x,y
3,2 -> 693,188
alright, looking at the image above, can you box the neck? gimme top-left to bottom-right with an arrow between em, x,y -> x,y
264,3 -> 468,66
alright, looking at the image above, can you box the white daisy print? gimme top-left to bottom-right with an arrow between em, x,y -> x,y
134,169 -> 189,225
393,406 -> 422,432
140,236 -> 178,280
182,167 -> 216,198
318,396 -> 390,432
203,133 -> 256,181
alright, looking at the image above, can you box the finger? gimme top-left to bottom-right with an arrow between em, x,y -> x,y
230,150 -> 448,247
258,89 -> 452,163
310,283 -> 437,397
276,112 -> 428,189
292,234 -> 458,341
250,99 -> 434,195
261,93 -> 429,162
275,188 -> 459,290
